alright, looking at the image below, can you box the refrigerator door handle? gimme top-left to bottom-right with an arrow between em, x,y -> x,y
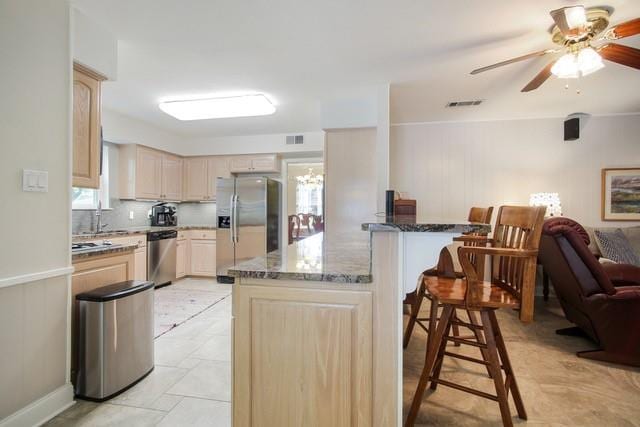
229,194 -> 236,243
233,194 -> 239,243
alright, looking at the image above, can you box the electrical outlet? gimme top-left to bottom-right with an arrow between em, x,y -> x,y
129,211 -> 134,220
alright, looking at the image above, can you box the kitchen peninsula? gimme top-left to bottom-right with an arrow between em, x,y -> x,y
229,217 -> 489,427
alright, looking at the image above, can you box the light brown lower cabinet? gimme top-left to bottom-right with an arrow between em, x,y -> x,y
189,239 -> 216,277
233,283 -> 372,426
176,239 -> 186,278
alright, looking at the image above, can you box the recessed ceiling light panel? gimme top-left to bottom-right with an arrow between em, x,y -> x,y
159,94 -> 276,120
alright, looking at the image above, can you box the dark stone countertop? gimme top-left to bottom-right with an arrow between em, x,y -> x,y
72,243 -> 139,262
229,232 -> 372,283
362,215 -> 491,233
72,225 -> 216,241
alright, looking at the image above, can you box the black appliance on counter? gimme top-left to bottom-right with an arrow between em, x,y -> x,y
151,202 -> 177,226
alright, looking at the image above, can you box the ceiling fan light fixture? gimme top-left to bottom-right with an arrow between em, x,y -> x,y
563,6 -> 588,30
577,47 -> 605,76
551,53 -> 579,78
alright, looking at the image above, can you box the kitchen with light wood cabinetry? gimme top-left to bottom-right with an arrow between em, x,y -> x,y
229,154 -> 280,173
119,144 -> 183,200
72,63 -> 105,189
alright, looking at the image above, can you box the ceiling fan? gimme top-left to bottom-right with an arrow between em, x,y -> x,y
470,5 -> 640,92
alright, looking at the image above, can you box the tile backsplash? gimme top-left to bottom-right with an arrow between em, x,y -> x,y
72,200 -> 216,234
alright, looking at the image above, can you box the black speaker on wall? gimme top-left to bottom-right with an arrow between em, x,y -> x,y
564,117 -> 580,141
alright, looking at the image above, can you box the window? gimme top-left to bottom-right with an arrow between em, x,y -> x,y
72,145 -> 110,210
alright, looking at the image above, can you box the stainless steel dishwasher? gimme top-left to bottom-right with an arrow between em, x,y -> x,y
147,230 -> 177,287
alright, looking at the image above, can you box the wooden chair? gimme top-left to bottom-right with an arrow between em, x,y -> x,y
297,213 -> 313,234
311,214 -> 324,233
403,207 -> 494,349
405,206 -> 546,427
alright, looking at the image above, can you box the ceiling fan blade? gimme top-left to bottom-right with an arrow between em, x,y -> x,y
550,5 -> 587,36
603,18 -> 640,40
599,43 -> 640,70
521,61 -> 555,92
470,49 -> 557,75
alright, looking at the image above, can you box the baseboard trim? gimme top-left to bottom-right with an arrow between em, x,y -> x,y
0,267 -> 74,289
0,383 -> 74,427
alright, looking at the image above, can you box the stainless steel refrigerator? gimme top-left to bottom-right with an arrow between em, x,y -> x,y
216,176 -> 281,282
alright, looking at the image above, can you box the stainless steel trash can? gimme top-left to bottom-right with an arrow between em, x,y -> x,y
75,280 -> 155,401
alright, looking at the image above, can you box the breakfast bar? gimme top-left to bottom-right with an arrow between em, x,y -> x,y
229,217 -> 488,427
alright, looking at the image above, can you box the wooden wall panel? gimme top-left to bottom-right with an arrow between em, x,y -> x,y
390,116 -> 640,228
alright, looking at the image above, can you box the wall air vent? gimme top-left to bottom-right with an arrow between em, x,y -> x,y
286,135 -> 304,145
445,100 -> 483,108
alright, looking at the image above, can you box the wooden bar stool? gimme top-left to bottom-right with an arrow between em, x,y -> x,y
405,205 -> 546,427
403,206 -> 494,349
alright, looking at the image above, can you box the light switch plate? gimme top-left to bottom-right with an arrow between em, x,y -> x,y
129,211 -> 135,220
23,169 -> 48,192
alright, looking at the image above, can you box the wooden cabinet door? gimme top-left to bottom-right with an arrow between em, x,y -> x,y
134,247 -> 147,281
189,239 -> 216,276
251,155 -> 279,173
162,153 -> 183,200
207,157 -> 230,200
176,239 -> 186,278
184,157 -> 208,201
72,66 -> 102,189
135,147 -> 163,199
229,156 -> 253,173
234,285 -> 372,426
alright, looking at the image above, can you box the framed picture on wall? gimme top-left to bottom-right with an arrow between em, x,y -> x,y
602,168 -> 640,221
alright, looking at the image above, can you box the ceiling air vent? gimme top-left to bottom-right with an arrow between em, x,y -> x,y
445,100 -> 483,108
286,135 -> 304,145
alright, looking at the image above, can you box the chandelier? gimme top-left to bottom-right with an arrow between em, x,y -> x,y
296,168 -> 324,187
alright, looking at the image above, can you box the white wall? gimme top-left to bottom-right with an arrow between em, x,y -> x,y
180,131 -> 325,156
72,8 -> 117,80
0,0 -> 74,424
102,108 -> 184,153
325,128 -> 377,236
390,114 -> 640,228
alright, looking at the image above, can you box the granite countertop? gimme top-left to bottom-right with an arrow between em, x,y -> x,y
72,243 -> 139,261
73,225 -> 217,241
229,232 -> 372,283
362,215 -> 491,233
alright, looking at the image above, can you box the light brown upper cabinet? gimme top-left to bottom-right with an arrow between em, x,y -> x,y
183,156 -> 231,201
229,154 -> 280,173
72,64 -> 105,188
119,144 -> 183,201
162,153 -> 183,200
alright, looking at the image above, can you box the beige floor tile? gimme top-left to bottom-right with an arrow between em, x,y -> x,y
148,394 -> 183,412
166,360 -> 231,402
48,404 -> 165,427
154,337 -> 202,367
157,397 -> 230,427
110,366 -> 188,409
191,334 -> 231,362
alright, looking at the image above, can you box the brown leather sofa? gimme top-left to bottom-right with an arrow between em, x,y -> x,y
539,217 -> 640,367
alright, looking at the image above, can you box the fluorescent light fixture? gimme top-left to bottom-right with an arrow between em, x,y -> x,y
159,94 -> 275,120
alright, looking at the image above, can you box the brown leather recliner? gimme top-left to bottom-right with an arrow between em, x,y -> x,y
539,217 -> 640,367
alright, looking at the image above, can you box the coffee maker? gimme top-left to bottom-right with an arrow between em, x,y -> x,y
151,203 -> 177,226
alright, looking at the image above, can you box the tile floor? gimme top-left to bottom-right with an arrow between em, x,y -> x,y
403,296 -> 640,426
46,278 -> 232,427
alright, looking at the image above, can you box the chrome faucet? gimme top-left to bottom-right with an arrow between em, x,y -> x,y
95,200 -> 108,234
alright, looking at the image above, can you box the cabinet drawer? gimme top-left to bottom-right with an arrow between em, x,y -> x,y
188,229 -> 217,240
177,230 -> 188,241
